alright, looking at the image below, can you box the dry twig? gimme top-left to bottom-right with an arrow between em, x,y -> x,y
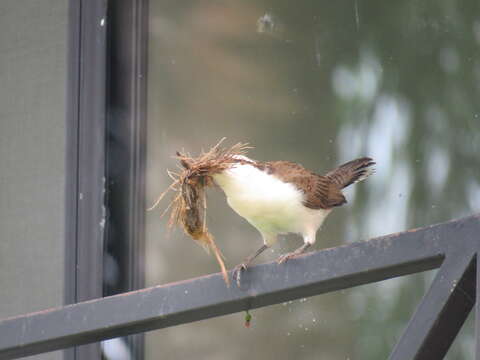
148,139 -> 251,286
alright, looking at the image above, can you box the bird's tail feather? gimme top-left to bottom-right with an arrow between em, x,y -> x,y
326,157 -> 375,189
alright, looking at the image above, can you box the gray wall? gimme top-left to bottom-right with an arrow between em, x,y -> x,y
0,1 -> 68,359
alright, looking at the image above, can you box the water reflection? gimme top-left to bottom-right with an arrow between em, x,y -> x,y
146,0 -> 479,359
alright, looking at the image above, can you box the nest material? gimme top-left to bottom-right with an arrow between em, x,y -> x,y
148,139 -> 251,286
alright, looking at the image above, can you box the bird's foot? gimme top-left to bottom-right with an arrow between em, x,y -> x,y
276,243 -> 311,264
231,244 -> 269,287
232,263 -> 248,287
276,252 -> 298,264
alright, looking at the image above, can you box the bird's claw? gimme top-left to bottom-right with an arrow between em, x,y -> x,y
232,263 -> 248,287
276,253 -> 296,264
277,244 -> 311,264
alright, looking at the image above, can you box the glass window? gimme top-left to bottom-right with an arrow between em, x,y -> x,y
145,1 -> 479,358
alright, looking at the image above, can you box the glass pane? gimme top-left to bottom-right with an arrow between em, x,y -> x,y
146,1 -> 479,359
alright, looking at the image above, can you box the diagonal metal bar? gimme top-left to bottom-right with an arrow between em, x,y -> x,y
389,252 -> 476,360
0,215 -> 478,359
477,253 -> 480,360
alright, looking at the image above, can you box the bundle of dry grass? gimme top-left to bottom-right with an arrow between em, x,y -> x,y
148,139 -> 250,286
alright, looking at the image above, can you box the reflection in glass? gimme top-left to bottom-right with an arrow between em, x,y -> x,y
146,1 -> 479,358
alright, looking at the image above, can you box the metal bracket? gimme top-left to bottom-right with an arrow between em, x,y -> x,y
0,214 -> 478,359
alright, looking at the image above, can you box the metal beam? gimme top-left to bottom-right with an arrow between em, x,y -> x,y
0,214 -> 478,359
389,252 -> 476,360
477,252 -> 480,360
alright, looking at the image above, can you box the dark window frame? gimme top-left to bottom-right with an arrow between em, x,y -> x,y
65,0 -> 147,359
105,0 -> 148,357
105,0 -> 147,299
65,0 -> 108,359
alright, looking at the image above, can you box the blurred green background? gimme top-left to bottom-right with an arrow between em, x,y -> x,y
145,0 -> 480,358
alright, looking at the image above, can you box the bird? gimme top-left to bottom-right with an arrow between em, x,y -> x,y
211,155 -> 375,285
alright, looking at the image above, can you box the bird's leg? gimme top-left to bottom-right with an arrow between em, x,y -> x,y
277,243 -> 311,264
233,244 -> 268,287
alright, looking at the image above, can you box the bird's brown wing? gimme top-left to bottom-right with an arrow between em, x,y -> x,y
325,157 -> 375,189
265,161 -> 346,209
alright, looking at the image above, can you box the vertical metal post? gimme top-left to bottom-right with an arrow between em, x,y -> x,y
105,0 -> 148,357
65,0 -> 108,359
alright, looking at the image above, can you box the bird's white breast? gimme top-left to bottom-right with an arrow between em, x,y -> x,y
212,163 -> 329,241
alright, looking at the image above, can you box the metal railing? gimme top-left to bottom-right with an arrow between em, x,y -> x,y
0,214 -> 478,359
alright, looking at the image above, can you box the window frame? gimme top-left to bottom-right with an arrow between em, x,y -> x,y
104,0 -> 148,357
105,0 -> 148,298
64,0 -> 147,358
65,0 -> 108,358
